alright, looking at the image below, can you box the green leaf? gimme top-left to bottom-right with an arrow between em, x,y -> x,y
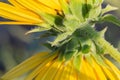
87,0 -> 94,5
69,0 -> 84,21
64,15 -> 80,29
101,14 -> 120,27
58,52 -> 64,61
43,43 -> 57,51
94,41 -> 105,54
73,54 -> 82,71
65,37 -> 80,51
39,12 -> 62,26
82,4 -> 92,18
89,5 -> 101,19
102,4 -> 118,15
40,13 -> 56,25
25,26 -> 51,35
51,32 -> 71,46
64,50 -> 77,61
93,0 -> 103,5
82,44 -> 91,53
99,27 -> 108,37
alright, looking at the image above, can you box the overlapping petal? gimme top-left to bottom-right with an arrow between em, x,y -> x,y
1,52 -> 120,80
0,0 -> 63,25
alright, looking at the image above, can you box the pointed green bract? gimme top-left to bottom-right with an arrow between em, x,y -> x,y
99,27 -> 108,37
25,27 -> 51,35
73,54 -> 82,71
59,0 -> 71,15
64,50 -> 77,61
101,14 -> 120,27
102,5 -> 118,15
69,0 -> 84,21
93,41 -> 104,54
82,44 -> 91,53
89,5 -> 101,19
51,32 -> 71,46
63,15 -> 80,30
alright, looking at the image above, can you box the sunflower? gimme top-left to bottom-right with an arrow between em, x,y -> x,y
0,0 -> 120,80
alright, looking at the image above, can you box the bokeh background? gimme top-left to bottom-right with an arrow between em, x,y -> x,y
0,0 -> 120,78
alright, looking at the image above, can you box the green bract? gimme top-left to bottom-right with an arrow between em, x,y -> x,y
27,0 -> 120,70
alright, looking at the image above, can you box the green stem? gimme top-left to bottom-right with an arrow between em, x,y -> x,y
97,38 -> 120,63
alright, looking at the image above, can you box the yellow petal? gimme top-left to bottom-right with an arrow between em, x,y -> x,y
0,2 -> 42,23
92,58 -> 106,80
105,59 -> 120,80
8,0 -> 26,9
59,62 -> 71,80
101,66 -> 118,80
84,59 -> 97,80
78,58 -> 89,80
35,62 -> 52,80
37,0 -> 61,10
52,62 -> 64,80
2,52 -> 49,79
25,54 -> 56,80
16,0 -> 57,15
0,21 -> 37,25
42,60 -> 62,80
69,61 -> 77,80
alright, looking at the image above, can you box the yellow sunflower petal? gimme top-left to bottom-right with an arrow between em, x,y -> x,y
78,58 -> 89,80
92,58 -> 106,80
105,59 -> 120,80
69,61 -> 77,80
8,0 -> 26,9
41,62 -> 58,80
59,62 -> 71,80
25,54 -> 58,80
0,21 -> 37,25
16,0 -> 57,15
52,62 -> 64,80
0,2 -> 42,23
1,52 -> 49,79
101,66 -> 118,80
42,60 -> 62,80
84,59 -> 97,80
35,62 -> 52,80
37,0 -> 61,10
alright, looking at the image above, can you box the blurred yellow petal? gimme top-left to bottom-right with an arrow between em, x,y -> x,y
79,58 -> 94,80
69,61 -> 77,80
0,22 -> 38,25
84,59 -> 97,80
1,52 -> 50,79
101,66 -> 118,80
25,54 -> 58,80
42,61 -> 62,80
0,2 -> 42,23
37,0 -> 61,10
92,58 -> 106,80
2,52 -> 120,80
53,62 -> 65,80
15,0 -> 57,15
105,59 -> 120,79
8,0 -> 26,9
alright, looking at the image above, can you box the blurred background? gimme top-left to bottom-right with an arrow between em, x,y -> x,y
0,0 -> 120,78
